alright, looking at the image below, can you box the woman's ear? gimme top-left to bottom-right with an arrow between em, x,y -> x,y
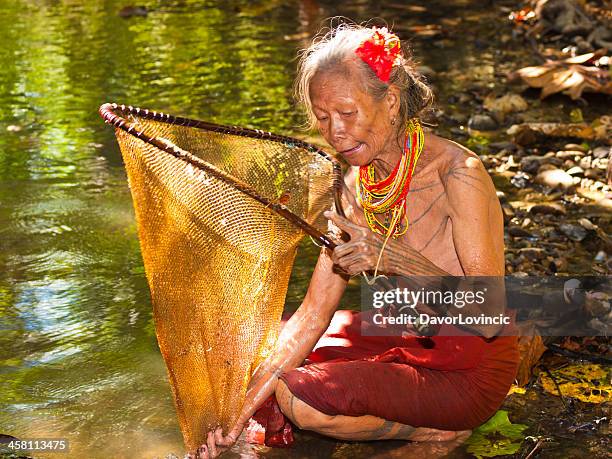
386,85 -> 401,119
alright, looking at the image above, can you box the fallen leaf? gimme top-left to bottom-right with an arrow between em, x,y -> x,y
540,363 -> 611,404
516,332 -> 546,386
511,51 -> 612,100
507,385 -> 527,395
465,410 -> 528,459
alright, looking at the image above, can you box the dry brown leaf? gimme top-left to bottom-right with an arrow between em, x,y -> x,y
564,52 -> 597,64
516,324 -> 546,386
512,51 -> 611,99
540,68 -> 575,98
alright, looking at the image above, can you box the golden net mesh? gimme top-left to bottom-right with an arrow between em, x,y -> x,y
99,104 -> 341,452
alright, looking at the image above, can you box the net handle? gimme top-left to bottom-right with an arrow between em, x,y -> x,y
99,103 -> 346,249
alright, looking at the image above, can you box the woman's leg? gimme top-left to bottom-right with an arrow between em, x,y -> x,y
275,379 -> 468,442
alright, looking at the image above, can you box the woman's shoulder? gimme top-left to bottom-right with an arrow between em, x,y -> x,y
425,132 -> 488,182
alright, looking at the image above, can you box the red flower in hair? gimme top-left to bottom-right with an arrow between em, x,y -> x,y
355,27 -> 402,82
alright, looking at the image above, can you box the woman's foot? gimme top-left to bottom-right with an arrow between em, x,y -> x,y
372,429 -> 472,458
408,427 -> 472,442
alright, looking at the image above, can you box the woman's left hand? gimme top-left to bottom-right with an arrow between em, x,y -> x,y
324,210 -> 386,276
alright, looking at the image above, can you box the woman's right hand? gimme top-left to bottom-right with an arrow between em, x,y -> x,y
194,424 -> 243,459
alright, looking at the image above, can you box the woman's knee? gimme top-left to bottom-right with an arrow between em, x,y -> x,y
275,379 -> 336,431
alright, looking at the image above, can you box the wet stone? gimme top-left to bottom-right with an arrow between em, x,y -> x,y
519,247 -> 546,260
592,157 -> 609,170
508,226 -> 534,238
511,171 -> 531,189
520,155 -> 545,174
559,223 -> 588,242
566,166 -> 584,176
536,168 -> 576,189
530,203 -> 566,215
584,168 -> 600,179
579,156 -> 592,169
490,141 -> 517,152
594,251 -> 607,262
468,114 -> 498,131
592,146 -> 611,159
578,218 -> 596,231
556,150 -> 585,159
564,143 -> 587,152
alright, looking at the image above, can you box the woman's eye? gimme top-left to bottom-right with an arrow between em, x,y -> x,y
341,111 -> 355,116
317,116 -> 328,121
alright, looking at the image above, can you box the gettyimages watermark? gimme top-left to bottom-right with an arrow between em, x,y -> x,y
360,276 -> 611,337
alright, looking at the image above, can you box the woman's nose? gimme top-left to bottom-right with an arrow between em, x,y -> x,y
329,115 -> 346,140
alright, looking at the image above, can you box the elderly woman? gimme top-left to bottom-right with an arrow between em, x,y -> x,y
199,23 -> 519,457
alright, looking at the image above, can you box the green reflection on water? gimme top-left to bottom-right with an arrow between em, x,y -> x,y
0,1 -> 319,456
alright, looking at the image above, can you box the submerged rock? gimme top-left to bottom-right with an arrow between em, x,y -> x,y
119,5 -> 148,17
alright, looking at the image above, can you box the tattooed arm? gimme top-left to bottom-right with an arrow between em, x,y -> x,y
215,246 -> 348,445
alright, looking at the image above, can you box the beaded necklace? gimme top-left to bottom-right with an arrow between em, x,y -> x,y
356,118 -> 424,239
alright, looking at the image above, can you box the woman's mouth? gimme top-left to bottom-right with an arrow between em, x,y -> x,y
339,143 -> 364,157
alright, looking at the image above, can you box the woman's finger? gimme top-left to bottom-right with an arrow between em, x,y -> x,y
196,444 -> 208,459
332,242 -> 356,258
219,421 -> 243,446
337,251 -> 373,267
214,426 -> 224,445
207,431 -> 218,457
349,263 -> 372,276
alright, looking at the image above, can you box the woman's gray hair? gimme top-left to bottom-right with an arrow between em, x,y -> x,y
294,22 -> 434,130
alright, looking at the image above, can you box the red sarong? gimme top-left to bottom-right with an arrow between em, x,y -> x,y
250,309 -> 520,445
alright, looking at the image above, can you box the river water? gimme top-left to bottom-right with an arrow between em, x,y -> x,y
1,1 -> 605,458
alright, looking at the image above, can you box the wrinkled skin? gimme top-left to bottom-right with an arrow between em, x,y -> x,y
197,58 -> 505,458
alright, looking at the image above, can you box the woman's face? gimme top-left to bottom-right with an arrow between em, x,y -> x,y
309,60 -> 400,167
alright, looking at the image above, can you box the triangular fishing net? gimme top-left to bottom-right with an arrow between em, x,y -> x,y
99,103 -> 343,452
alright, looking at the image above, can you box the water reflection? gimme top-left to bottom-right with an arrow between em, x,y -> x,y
0,0 -> 536,457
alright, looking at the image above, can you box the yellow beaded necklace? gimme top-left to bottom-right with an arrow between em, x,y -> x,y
355,118 -> 424,281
